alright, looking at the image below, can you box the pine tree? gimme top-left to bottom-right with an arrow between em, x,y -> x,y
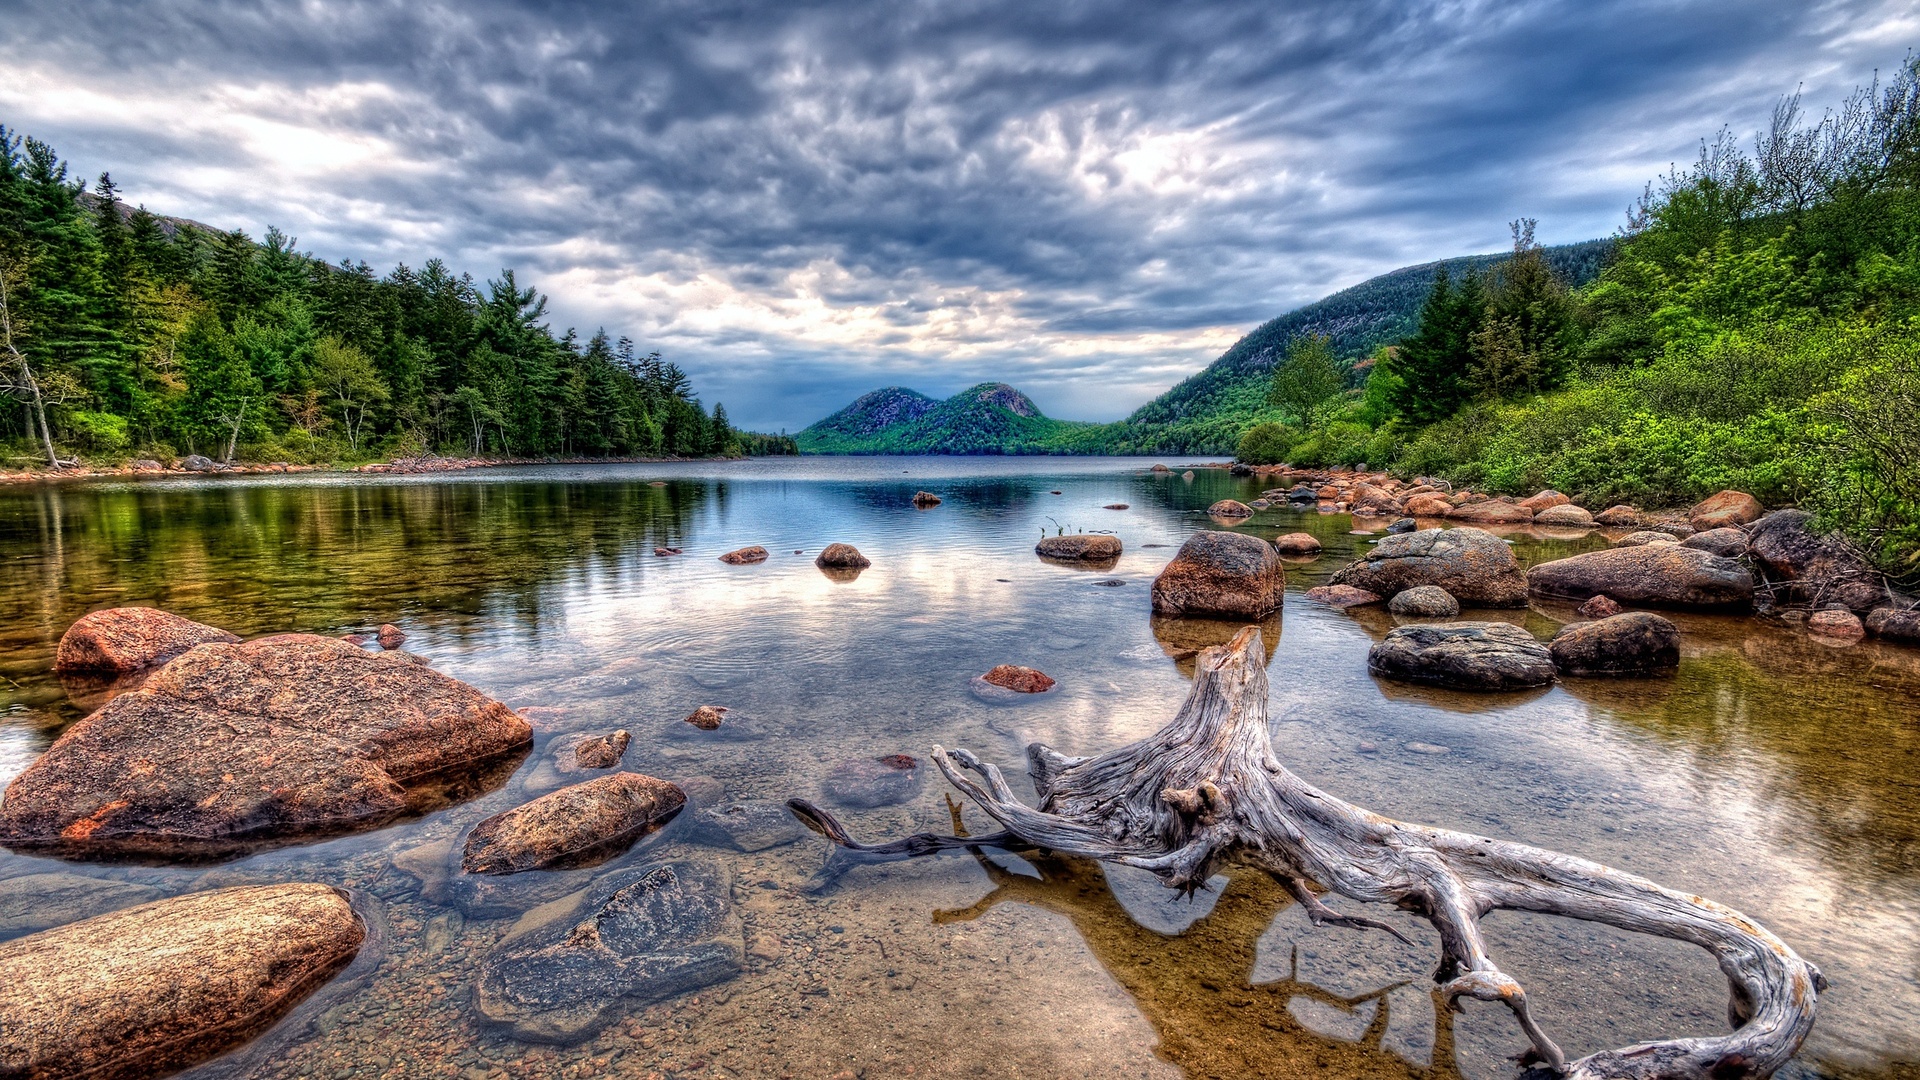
1390,266 -> 1481,423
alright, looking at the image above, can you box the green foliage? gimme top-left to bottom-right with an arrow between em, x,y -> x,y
1266,333 -> 1344,424
1234,422 -> 1295,465
797,383 -> 1100,454
0,125 -> 750,466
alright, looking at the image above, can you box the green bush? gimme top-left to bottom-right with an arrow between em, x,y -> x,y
1235,422 -> 1296,465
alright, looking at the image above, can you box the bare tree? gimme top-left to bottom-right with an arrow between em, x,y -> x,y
0,259 -> 65,469
793,628 -> 1824,1080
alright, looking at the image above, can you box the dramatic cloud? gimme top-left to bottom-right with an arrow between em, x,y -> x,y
1,0 -> 1913,429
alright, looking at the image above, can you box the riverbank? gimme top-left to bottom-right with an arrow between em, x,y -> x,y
0,454 -> 750,487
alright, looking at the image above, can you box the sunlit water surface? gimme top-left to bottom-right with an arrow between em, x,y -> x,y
0,457 -> 1916,1080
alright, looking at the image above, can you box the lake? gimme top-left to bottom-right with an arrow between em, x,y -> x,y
0,456 -> 1915,1080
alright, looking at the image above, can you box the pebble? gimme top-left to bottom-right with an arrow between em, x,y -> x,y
1405,742 -> 1451,755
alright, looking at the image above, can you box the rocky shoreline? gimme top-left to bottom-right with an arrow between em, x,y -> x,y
0,453 -> 739,487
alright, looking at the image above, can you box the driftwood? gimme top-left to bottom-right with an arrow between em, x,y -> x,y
791,627 -> 1823,1079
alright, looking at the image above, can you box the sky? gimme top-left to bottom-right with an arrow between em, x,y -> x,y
1,2 -> 1914,432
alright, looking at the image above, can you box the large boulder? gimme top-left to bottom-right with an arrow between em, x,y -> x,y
1036,534 -> 1122,561
1689,490 -> 1764,531
1519,490 -> 1571,513
1526,546 -> 1754,610
1366,623 -> 1555,691
462,772 -> 686,875
1746,509 -> 1890,614
1329,527 -> 1528,608
1447,501 -> 1533,525
475,861 -> 742,1044
53,608 -> 239,676
1388,586 -> 1460,618
1405,493 -> 1454,516
0,634 -> 532,858
1548,613 -> 1682,676
1149,531 -> 1284,618
0,883 -> 363,1079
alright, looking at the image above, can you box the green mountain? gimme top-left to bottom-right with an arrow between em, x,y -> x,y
796,383 -> 1098,454
1097,239 -> 1613,454
801,240 -> 1611,456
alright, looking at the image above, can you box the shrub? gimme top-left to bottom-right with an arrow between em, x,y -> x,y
1235,422 -> 1296,465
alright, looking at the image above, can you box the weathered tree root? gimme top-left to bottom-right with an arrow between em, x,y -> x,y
793,627 -> 1824,1080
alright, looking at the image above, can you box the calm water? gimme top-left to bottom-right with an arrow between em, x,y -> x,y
0,457 -> 1916,1080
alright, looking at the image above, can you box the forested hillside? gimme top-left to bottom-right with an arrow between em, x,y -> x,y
1236,59 -> 1920,570
0,127 -> 783,468
797,383 -> 1097,454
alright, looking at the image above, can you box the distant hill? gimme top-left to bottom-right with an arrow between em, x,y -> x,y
800,239 -> 1612,455
1096,239 -> 1614,454
796,382 -> 1098,454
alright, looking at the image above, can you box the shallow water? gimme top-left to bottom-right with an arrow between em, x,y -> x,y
0,457 -> 1916,1080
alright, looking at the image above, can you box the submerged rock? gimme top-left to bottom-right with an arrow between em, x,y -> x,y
0,872 -> 165,939
53,607 -> 239,676
1367,622 -> 1555,691
1527,545 -> 1754,610
476,861 -> 742,1045
1330,527 -> 1528,608
1304,584 -> 1382,608
825,754 -> 925,808
689,800 -> 808,852
1388,585 -> 1460,618
0,634 -> 532,859
683,705 -> 729,730
814,543 -> 870,569
462,772 -> 686,875
1035,534 -> 1122,561
1548,613 -> 1681,676
911,491 -> 942,507
1149,531 -> 1284,619
574,730 -> 631,769
980,665 -> 1056,693
718,545 -> 769,564
0,883 -> 363,1079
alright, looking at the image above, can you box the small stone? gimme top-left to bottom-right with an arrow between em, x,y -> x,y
1103,503 -> 1129,510
684,705 -> 729,730
1273,532 -> 1323,555
1577,595 -> 1623,619
1405,742 -> 1451,755
814,543 -> 870,569
462,772 -> 687,875
981,665 -> 1055,693
1807,608 -> 1865,641
376,623 -> 406,650
574,730 -> 631,769
1388,586 -> 1460,618
1207,499 -> 1254,518
1385,518 -> 1417,534
718,546 -> 769,564
911,491 -> 942,507
1035,534 -> 1122,561
1304,584 -> 1382,608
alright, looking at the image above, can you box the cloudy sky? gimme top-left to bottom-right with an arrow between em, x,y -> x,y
1,1 -> 1913,431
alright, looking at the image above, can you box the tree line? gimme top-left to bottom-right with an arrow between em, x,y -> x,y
0,128 -> 794,468
1236,56 -> 1920,570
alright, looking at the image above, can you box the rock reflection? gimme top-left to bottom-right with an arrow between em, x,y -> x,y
1150,614 -> 1282,678
936,848 -> 1462,1079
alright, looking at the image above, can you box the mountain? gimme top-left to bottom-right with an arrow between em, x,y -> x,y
798,239 -> 1612,455
1101,239 -> 1614,454
796,383 -> 1097,454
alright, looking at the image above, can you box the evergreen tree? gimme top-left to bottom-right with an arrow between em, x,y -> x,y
1389,266 -> 1481,422
1468,219 -> 1575,398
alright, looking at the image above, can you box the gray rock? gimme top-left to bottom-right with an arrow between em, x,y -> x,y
475,860 -> 742,1044
1527,544 -> 1754,610
1388,585 -> 1460,618
1681,527 -> 1749,558
690,801 -> 809,852
1331,527 -> 1528,607
1367,622 -> 1555,691
180,454 -> 216,472
0,873 -> 165,939
1548,613 -> 1682,677
1385,517 -> 1417,534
